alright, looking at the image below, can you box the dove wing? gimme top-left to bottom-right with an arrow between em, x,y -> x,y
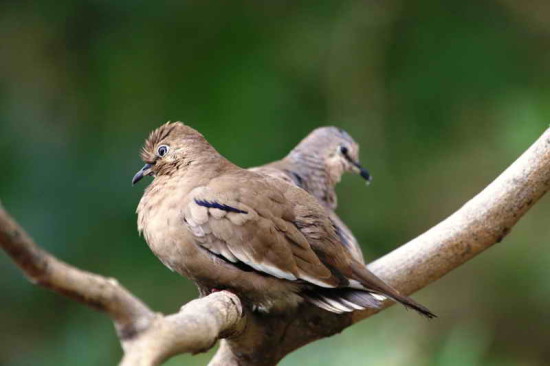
181,175 -> 342,288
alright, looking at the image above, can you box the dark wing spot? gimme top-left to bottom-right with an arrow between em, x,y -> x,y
198,246 -> 265,275
194,199 -> 248,214
209,251 -> 255,272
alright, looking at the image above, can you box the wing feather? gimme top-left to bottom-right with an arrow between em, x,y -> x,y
182,182 -> 339,288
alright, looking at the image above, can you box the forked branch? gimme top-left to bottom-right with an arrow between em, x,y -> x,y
1,128 -> 549,366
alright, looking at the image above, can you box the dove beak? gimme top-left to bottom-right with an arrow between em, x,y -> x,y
351,160 -> 372,184
132,163 -> 153,185
340,147 -> 372,184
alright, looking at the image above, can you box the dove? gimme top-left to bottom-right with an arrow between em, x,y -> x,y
250,126 -> 369,263
133,122 -> 435,317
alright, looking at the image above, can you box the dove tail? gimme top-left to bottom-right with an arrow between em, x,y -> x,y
350,262 -> 437,318
386,292 -> 436,318
302,288 -> 382,314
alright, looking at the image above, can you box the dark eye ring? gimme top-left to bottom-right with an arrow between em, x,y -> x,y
157,145 -> 169,157
339,145 -> 349,155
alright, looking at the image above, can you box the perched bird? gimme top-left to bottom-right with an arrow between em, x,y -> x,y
250,126 -> 370,264
133,122 -> 435,317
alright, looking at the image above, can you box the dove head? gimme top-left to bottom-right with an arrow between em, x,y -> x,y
289,126 -> 371,185
132,122 -> 219,185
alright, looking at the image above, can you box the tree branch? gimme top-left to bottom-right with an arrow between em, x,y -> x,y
0,204 -> 154,337
0,202 -> 245,365
1,128 -> 549,365
119,292 -> 244,366
355,124 -> 550,322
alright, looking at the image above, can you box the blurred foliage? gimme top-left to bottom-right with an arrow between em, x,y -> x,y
1,1 -> 550,365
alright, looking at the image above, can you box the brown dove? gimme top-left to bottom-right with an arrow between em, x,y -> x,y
250,126 -> 369,264
133,122 -> 435,317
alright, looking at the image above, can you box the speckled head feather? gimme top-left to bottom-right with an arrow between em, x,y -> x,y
140,122 -> 209,163
135,121 -> 224,182
290,126 -> 360,164
141,122 -> 177,163
274,126 -> 370,210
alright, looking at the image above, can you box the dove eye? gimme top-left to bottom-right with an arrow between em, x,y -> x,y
157,145 -> 169,157
339,145 -> 349,155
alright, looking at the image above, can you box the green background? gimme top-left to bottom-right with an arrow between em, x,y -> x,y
1,1 -> 549,365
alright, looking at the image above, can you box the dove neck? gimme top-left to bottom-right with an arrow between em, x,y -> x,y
181,152 -> 237,180
284,152 -> 337,210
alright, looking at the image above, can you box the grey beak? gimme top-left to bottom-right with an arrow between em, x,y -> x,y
340,147 -> 372,184
352,161 -> 372,184
132,163 -> 152,185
